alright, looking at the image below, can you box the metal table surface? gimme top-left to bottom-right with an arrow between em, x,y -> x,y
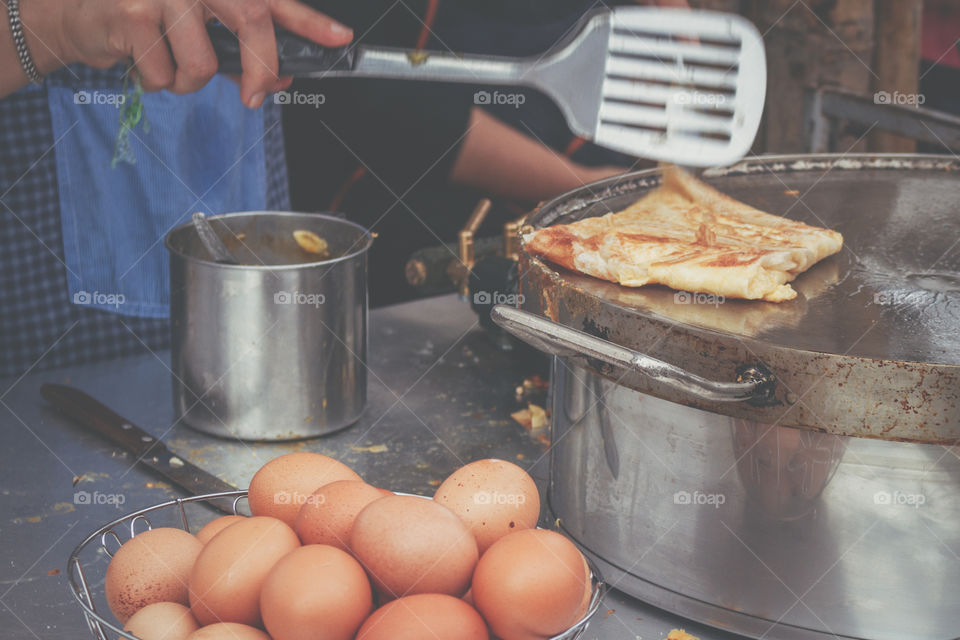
0,294 -> 744,640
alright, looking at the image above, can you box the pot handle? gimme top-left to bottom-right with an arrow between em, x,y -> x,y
491,305 -> 775,404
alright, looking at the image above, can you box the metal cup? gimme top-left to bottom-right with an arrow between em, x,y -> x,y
165,211 -> 372,440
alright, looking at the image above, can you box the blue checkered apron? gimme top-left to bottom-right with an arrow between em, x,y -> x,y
0,64 -> 289,378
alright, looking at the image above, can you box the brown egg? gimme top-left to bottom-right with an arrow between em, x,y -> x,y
355,594 -> 488,640
472,529 -> 587,640
260,544 -> 372,640
350,495 -> 478,598
434,459 -> 540,553
186,623 -> 270,640
293,481 -> 384,550
189,516 -> 300,627
572,553 -> 594,622
123,602 -> 199,640
195,515 -> 245,545
105,528 -> 203,623
248,453 -> 363,526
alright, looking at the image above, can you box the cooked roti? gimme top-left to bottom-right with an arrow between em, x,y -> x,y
524,166 -> 843,302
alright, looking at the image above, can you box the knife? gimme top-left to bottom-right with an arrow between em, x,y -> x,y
41,384 -> 240,514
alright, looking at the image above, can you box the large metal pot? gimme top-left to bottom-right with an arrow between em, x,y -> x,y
165,211 -> 372,440
495,155 -> 960,640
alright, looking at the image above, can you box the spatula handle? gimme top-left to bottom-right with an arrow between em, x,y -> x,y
207,22 -> 354,76
207,21 -> 526,84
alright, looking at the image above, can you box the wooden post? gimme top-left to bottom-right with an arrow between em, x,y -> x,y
748,0 -> 875,153
869,0 -> 921,153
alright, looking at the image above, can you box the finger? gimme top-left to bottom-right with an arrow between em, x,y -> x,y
211,0 -> 279,108
270,0 -> 353,47
165,4 -> 218,94
220,74 -> 288,92
130,24 -> 176,92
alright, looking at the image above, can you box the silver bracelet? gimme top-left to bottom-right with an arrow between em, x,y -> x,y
6,0 -> 43,84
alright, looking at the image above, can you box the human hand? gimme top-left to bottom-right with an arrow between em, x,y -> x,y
48,0 -> 353,108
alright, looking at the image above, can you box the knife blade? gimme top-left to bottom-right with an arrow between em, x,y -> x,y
41,383 -> 240,514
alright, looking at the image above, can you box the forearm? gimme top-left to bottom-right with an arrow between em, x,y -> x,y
1,0 -> 69,98
450,107 -> 624,202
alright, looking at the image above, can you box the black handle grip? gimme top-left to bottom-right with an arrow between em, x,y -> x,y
40,383 -> 166,459
207,22 -> 354,76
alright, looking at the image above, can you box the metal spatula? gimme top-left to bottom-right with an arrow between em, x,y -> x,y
210,7 -> 766,167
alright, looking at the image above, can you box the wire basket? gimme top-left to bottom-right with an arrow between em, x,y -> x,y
67,490 -> 606,640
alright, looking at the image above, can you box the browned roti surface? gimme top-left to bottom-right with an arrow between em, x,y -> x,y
525,166 -> 843,302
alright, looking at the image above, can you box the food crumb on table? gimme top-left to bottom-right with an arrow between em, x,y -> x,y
351,444 -> 389,453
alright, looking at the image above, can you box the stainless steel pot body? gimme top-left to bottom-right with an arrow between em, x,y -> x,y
166,211 -> 371,440
496,155 -> 960,640
549,359 -> 960,640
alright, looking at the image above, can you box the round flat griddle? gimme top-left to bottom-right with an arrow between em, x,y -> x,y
520,154 -> 960,443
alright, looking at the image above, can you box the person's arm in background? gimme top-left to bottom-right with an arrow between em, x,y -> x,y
0,0 -> 352,104
450,107 -> 626,202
